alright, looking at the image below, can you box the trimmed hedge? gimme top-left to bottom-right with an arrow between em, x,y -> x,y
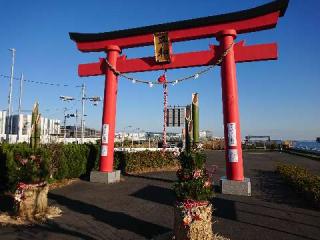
0,143 -> 179,191
0,143 -> 98,190
115,151 -> 179,173
276,164 -> 320,208
0,143 -> 51,191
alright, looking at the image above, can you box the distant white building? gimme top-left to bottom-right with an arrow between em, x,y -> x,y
199,130 -> 213,140
0,111 -> 60,143
115,131 -> 146,142
0,111 -> 6,136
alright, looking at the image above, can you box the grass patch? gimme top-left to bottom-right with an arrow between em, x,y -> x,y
276,164 -> 320,208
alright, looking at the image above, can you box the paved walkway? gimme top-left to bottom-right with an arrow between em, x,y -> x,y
1,151 -> 320,240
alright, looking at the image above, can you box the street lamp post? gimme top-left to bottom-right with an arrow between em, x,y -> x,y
80,83 -> 101,144
6,48 -> 16,142
131,135 -> 134,148
60,91 -> 100,144
63,111 -> 77,144
63,108 -> 68,143
122,125 -> 132,148
132,128 -> 140,148
75,109 -> 78,143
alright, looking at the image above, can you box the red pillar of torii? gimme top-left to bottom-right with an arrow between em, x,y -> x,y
69,0 -> 288,183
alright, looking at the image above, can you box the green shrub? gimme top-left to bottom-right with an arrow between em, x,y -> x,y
63,144 -> 87,178
276,164 -> 320,208
0,143 -> 93,190
0,143 -> 50,191
85,144 -> 100,174
1,144 -> 179,191
41,143 -> 99,180
4,150 -> 18,191
44,144 -> 68,180
173,151 -> 213,201
16,155 -> 50,184
115,150 -> 179,173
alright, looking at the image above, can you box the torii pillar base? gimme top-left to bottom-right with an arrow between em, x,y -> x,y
90,170 -> 121,184
220,176 -> 251,196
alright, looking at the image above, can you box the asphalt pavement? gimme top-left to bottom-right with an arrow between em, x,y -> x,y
0,151 -> 319,240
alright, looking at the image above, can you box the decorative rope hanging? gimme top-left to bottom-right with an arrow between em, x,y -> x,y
104,42 -> 234,86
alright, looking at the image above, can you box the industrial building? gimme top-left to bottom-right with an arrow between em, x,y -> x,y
0,111 -> 60,143
61,125 -> 101,139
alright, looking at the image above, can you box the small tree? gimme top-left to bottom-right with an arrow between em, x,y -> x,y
173,150 -> 214,239
174,151 -> 213,201
30,102 -> 41,151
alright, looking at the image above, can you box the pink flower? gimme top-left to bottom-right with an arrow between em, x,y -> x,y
193,169 -> 202,179
183,215 -> 192,225
21,159 -> 28,165
17,182 -> 27,189
204,180 -> 211,188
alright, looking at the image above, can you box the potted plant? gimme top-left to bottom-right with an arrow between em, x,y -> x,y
173,151 -> 214,240
13,153 -> 50,219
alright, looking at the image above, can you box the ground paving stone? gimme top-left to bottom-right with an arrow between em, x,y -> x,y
0,151 -> 319,240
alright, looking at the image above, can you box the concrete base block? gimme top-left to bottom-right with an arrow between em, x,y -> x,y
220,176 -> 251,196
90,170 -> 121,184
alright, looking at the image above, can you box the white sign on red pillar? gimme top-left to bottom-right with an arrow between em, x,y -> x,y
101,124 -> 109,157
227,122 -> 237,146
102,124 -> 109,144
101,145 -> 108,156
228,149 -> 238,162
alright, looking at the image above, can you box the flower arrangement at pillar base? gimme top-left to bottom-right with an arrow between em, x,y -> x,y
173,151 -> 214,240
174,200 -> 212,240
12,154 -> 50,220
14,182 -> 49,220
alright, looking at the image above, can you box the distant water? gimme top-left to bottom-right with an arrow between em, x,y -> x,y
293,141 -> 320,153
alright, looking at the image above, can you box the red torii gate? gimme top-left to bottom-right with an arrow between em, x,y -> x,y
69,0 -> 288,188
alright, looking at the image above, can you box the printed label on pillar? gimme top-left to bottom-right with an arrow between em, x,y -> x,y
227,122 -> 237,146
101,145 -> 108,156
102,124 -> 109,144
228,149 -> 238,163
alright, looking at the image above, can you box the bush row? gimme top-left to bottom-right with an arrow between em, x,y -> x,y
0,143 -> 99,191
0,143 -> 178,191
276,164 -> 320,208
115,150 -> 179,173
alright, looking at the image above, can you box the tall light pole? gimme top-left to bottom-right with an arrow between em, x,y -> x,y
65,112 -> 77,142
62,112 -> 77,143
122,125 -> 132,147
7,48 -> 15,141
63,108 -> 70,143
81,83 -> 85,144
132,127 -> 140,148
80,83 -> 101,144
59,86 -> 100,144
59,96 -> 75,144
18,73 -> 23,117
62,110 -> 78,144
17,73 -> 24,142
75,109 -> 78,143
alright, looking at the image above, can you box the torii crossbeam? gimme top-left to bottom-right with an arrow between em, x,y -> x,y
69,0 -> 289,190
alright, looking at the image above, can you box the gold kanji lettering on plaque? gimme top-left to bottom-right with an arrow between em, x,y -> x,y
154,32 -> 171,63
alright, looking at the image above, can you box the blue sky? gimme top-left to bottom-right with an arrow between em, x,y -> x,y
0,0 -> 319,140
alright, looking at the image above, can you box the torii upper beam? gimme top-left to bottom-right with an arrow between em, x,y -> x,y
70,0 -> 288,51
